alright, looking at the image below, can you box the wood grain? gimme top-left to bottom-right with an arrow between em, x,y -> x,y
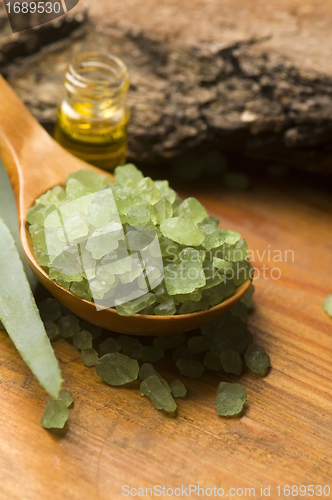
0,172 -> 332,500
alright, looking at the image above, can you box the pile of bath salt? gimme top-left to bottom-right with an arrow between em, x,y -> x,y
27,165 -> 253,316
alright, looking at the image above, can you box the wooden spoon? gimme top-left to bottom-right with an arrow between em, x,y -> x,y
0,76 -> 251,335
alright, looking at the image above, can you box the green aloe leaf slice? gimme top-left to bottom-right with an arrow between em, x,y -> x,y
0,217 -> 62,398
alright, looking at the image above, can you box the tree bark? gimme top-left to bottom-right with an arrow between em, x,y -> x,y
1,3 -> 332,173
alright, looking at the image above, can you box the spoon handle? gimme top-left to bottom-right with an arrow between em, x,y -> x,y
0,76 -> 82,219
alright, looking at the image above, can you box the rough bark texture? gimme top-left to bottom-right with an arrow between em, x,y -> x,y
1,2 -> 332,173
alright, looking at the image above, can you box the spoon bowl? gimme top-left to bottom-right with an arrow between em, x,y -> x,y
0,76 -> 251,335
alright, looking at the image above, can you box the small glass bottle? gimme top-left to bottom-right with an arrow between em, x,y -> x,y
54,52 -> 130,171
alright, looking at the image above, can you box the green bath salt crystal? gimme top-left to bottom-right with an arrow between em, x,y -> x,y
142,265 -> 161,290
220,349 -> 242,376
44,320 -> 60,341
164,260 -> 205,295
154,299 -> 177,316
115,163 -> 144,187
154,180 -> 176,204
224,239 -> 248,262
160,377 -> 172,393
187,336 -> 210,354
124,227 -> 153,252
139,305 -> 156,315
89,279 -> 111,300
241,284 -> 255,308
230,302 -> 248,323
140,345 -> 164,363
70,280 -> 92,301
52,271 -> 83,284
203,261 -> 224,290
33,248 -> 51,268
81,348 -> 99,367
59,303 -> 71,315
137,177 -> 162,205
154,199 -> 173,225
116,334 -> 142,359
160,217 -> 205,247
68,169 -> 106,191
174,289 -> 202,303
244,344 -> 271,375
177,197 -> 207,223
224,230 -> 241,245
58,390 -> 74,407
177,246 -> 205,265
121,258 -> 144,285
54,277 -> 70,290
203,228 -> 227,250
44,186 -> 65,203
139,363 -> 161,381
95,266 -> 116,286
201,314 -> 231,339
99,337 -> 121,354
87,197 -> 112,227
121,345 -> 142,360
323,294 -> 332,317
202,280 -> 236,307
58,314 -> 80,339
140,375 -> 177,412
170,379 -> 187,398
203,352 -> 222,371
86,222 -> 122,259
212,257 -> 233,274
175,358 -> 204,378
178,301 -> 209,314
26,204 -> 56,226
115,293 -> 156,316
232,260 -> 254,286
215,382 -> 247,416
65,177 -> 91,198
113,187 -> 138,215
73,330 -> 93,350
96,353 -> 139,386
80,320 -> 103,339
210,322 -> 253,356
197,222 -> 217,238
64,213 -> 89,241
39,298 -> 62,322
41,399 -> 69,429
126,204 -> 151,226
157,236 -> 178,259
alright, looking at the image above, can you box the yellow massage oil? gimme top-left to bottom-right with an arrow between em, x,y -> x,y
54,52 -> 130,171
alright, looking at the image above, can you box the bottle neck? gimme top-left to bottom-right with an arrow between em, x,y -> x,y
64,52 -> 129,103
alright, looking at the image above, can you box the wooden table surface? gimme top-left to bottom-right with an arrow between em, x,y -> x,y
0,170 -> 331,500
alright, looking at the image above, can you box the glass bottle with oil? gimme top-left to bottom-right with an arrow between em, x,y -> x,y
54,52 -> 130,171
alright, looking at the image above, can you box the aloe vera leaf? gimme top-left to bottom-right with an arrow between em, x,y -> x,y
0,160 -> 38,291
0,217 -> 63,398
